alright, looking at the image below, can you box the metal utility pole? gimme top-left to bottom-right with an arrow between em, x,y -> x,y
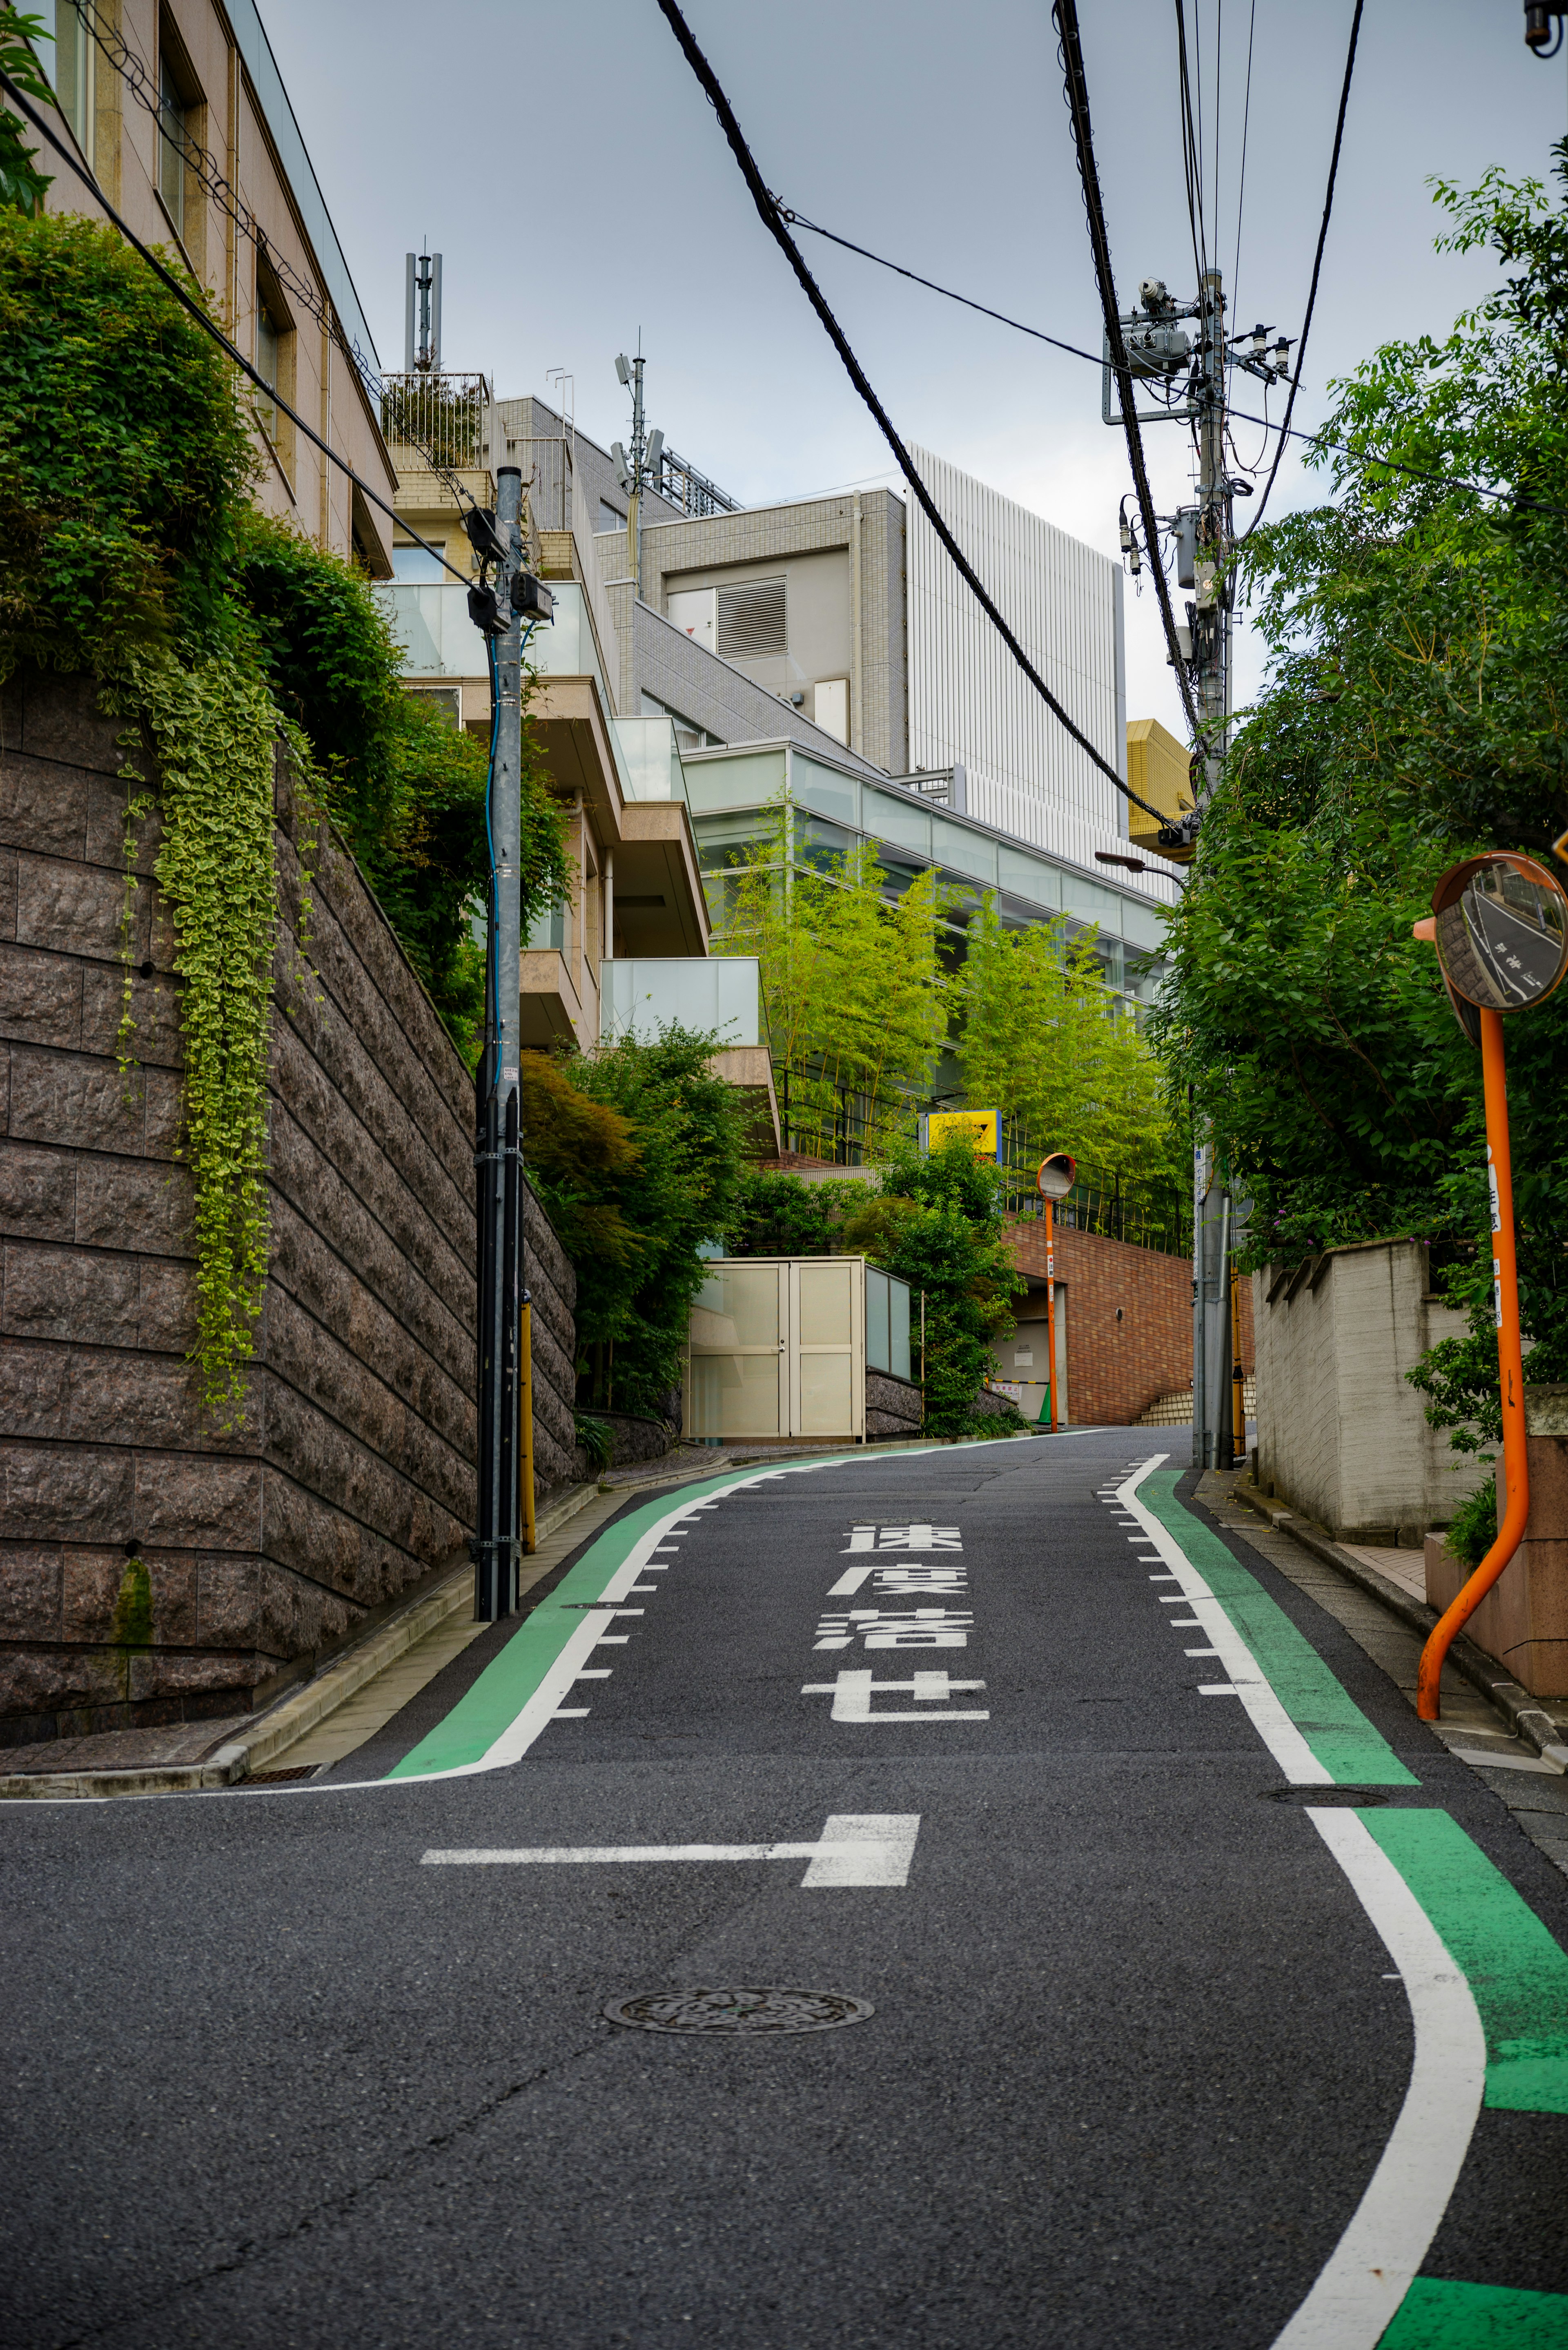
612,348 -> 664,600
1103,270 -> 1289,1469
464,467 -> 553,1618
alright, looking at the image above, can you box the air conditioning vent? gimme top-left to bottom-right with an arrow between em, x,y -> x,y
716,576 -> 787,659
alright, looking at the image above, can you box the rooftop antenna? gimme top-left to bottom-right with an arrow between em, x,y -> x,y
404,247 -> 442,372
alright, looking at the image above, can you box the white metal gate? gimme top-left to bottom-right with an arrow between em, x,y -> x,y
686,1257 -> 867,1442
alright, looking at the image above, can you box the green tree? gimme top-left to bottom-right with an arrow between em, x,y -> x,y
958,899 -> 1183,1239
0,10 -> 53,216
1156,151 -> 1568,1467
715,794 -> 949,1159
523,1028 -> 751,1418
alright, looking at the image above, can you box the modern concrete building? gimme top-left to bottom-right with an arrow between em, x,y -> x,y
34,0 -> 396,576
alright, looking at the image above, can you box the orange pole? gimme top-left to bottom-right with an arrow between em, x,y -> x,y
1230,1263 -> 1246,1465
1417,1006 -> 1530,1719
1045,1199 -> 1057,1433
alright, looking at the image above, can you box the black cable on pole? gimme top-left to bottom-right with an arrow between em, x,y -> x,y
1243,0 -> 1364,540
0,71 -> 472,587
778,213 -> 1561,523
1052,0 -> 1204,744
651,0 -> 1170,828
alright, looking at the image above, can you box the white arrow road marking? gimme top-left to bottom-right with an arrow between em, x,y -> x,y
1118,1454 -> 1332,1787
421,1813 -> 921,1888
1269,1810 -> 1485,2349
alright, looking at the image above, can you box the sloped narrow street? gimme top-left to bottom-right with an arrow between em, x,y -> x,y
6,1433 -> 1567,2348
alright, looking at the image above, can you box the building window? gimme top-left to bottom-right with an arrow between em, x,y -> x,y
253,265 -> 294,472
158,51 -> 189,238
392,543 -> 447,582
599,500 -> 626,534
37,2 -> 93,159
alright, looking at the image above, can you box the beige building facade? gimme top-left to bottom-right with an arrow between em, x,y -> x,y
33,0 -> 395,575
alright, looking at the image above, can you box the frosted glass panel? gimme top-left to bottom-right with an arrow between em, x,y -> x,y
866,1268 -> 890,1373
800,1351 -> 853,1434
690,1265 -> 779,1350
683,750 -> 787,813
799,1262 -> 852,1347
792,757 -> 860,828
889,1279 -> 911,1381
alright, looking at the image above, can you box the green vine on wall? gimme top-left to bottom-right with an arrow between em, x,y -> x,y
116,651 -> 281,1422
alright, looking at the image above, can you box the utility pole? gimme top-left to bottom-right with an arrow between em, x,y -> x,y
611,347 -> 664,600
404,249 -> 442,372
464,468 -> 553,1618
1102,269 -> 1292,1470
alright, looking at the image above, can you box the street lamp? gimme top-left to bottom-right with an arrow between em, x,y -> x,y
1413,852 -> 1568,1718
1036,1153 -> 1077,1434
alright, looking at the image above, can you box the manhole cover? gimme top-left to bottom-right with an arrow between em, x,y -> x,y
1261,1786 -> 1392,1807
603,1988 -> 874,2036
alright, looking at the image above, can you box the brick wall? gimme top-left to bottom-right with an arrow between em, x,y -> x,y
0,671 -> 577,1747
1004,1219 -> 1216,1426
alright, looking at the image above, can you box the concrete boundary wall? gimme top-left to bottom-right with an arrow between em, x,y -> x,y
1252,1237 -> 1484,1543
0,671 -> 577,1747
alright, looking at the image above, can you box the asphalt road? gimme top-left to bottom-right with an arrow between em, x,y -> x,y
4,1431 -> 1568,2349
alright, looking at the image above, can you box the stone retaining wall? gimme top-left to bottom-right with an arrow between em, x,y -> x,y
0,670 -> 576,1746
866,1368 -> 923,1440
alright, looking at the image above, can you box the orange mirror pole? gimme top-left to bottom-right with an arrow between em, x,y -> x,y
1045,1198 -> 1057,1433
1417,1005 -> 1530,1718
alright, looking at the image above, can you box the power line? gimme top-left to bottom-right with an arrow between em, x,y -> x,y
0,73 -> 471,587
651,0 -> 1171,829
1230,0 -> 1257,328
1053,0 -> 1204,743
1243,0 -> 1365,539
780,209 -> 1562,524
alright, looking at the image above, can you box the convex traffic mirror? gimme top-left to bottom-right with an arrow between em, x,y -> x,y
1432,852 -> 1568,1012
1036,1153 -> 1078,1202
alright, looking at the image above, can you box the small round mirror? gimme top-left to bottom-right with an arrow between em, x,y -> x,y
1432,853 -> 1568,1013
1037,1153 -> 1078,1202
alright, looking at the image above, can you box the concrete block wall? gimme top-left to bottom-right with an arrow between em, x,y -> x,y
1005,1219 -> 1197,1425
1251,1237 -> 1484,1542
0,670 -> 577,1747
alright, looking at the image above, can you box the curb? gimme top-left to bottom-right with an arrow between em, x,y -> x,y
1234,1483 -> 1568,1775
0,1480 -> 607,1804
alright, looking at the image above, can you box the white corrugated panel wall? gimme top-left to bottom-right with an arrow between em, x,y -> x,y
906,446 -> 1149,878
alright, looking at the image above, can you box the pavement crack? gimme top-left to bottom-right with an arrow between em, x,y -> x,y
46,2033 -> 609,2350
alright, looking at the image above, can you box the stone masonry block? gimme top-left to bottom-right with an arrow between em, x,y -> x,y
0,1544 -> 63,1639
1,1242 -> 140,1347
75,1155 -> 192,1256
8,1045 -> 145,1156
81,963 -> 183,1066
135,1257 -> 198,1352
16,854 -> 137,963
2,1441 -> 135,1540
0,754 -> 89,858
134,1454 -> 263,1551
16,671 -> 127,774
0,846 -> 16,941
0,943 -> 82,1050
62,1345 -> 214,1452
85,774 -> 165,875
0,1139 -> 76,1241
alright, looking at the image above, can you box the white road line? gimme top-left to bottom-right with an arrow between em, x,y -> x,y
1116,1455 -> 1332,1786
421,1813 -> 921,1888
1270,1810 -> 1485,2350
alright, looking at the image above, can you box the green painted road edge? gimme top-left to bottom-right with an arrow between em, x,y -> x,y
386,1437 -> 1011,1780
1140,1471 -> 1417,1786
1362,1809 -> 1568,2116
1379,2277 -> 1568,2346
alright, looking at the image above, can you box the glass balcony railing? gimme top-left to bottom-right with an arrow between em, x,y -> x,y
600,956 -> 763,1048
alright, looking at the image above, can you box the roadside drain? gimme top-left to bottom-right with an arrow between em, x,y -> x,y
603,1989 -> 874,2035
1261,1786 -> 1394,1807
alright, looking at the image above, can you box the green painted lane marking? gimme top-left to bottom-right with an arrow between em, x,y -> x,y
1140,1473 -> 1417,1785
1363,1810 -> 1568,2115
1379,2278 -> 1568,2346
388,1467 -> 748,1780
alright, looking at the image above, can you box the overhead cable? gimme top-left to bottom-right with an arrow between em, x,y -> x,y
780,211 -> 1559,523
1243,0 -> 1365,538
0,74 -> 471,586
1053,0 -> 1204,742
651,0 -> 1170,827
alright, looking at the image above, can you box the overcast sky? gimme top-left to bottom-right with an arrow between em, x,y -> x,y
262,0 -> 1568,738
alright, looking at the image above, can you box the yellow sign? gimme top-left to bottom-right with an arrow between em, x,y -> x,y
927,1109 -> 1000,1162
